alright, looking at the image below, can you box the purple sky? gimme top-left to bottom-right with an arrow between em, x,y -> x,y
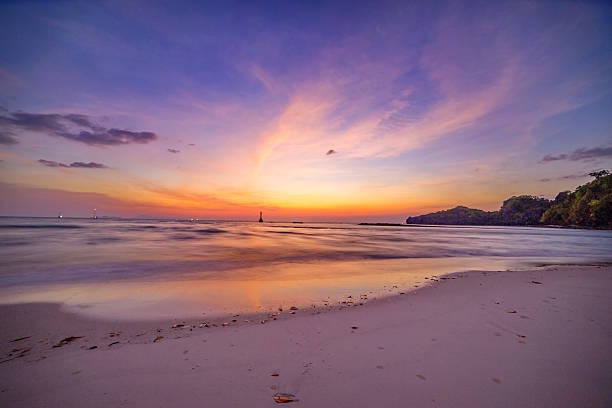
0,1 -> 611,221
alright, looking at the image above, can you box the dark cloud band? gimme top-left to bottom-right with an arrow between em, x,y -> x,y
541,146 -> 612,163
38,159 -> 108,169
0,110 -> 157,146
538,173 -> 591,182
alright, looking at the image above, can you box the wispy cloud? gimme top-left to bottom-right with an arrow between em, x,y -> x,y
0,110 -> 157,146
253,57 -> 517,168
38,159 -> 108,169
0,131 -> 18,145
540,146 -> 612,163
139,184 -> 270,213
70,161 -> 108,168
538,172 -> 591,182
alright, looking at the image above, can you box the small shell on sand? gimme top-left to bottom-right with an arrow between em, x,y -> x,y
273,393 -> 297,403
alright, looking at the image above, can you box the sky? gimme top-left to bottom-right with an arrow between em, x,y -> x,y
0,0 -> 611,221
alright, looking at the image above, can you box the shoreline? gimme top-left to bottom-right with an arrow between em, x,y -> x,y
0,263 -> 610,358
1,264 -> 611,407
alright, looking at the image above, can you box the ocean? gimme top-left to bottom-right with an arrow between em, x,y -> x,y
1,217 -> 611,320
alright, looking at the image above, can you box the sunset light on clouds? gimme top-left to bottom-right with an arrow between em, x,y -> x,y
1,1 -> 611,221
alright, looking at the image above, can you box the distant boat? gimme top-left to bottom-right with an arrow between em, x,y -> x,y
259,211 -> 263,223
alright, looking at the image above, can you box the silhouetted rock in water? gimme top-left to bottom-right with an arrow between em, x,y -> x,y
259,211 -> 263,223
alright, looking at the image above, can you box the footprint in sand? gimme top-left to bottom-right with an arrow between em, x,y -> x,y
416,374 -> 426,381
492,378 -> 502,384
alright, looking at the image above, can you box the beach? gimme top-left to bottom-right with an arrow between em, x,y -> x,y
2,1 -> 612,406
1,264 -> 611,407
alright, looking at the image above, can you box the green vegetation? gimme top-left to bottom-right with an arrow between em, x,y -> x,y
541,170 -> 611,228
405,206 -> 500,226
406,171 -> 611,229
499,196 -> 552,225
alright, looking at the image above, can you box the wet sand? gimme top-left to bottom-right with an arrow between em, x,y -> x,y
1,265 -> 611,407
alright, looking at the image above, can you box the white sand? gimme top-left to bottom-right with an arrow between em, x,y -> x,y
1,265 -> 611,407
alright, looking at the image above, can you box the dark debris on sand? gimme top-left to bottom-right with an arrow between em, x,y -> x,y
52,336 -> 83,348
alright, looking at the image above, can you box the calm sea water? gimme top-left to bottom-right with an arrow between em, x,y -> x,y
1,217 -> 611,320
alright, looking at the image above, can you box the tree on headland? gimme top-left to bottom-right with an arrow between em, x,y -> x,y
589,169 -> 610,179
499,196 -> 551,225
541,170 -> 611,228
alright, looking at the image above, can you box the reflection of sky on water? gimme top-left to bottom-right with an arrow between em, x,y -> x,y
1,218 -> 610,319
